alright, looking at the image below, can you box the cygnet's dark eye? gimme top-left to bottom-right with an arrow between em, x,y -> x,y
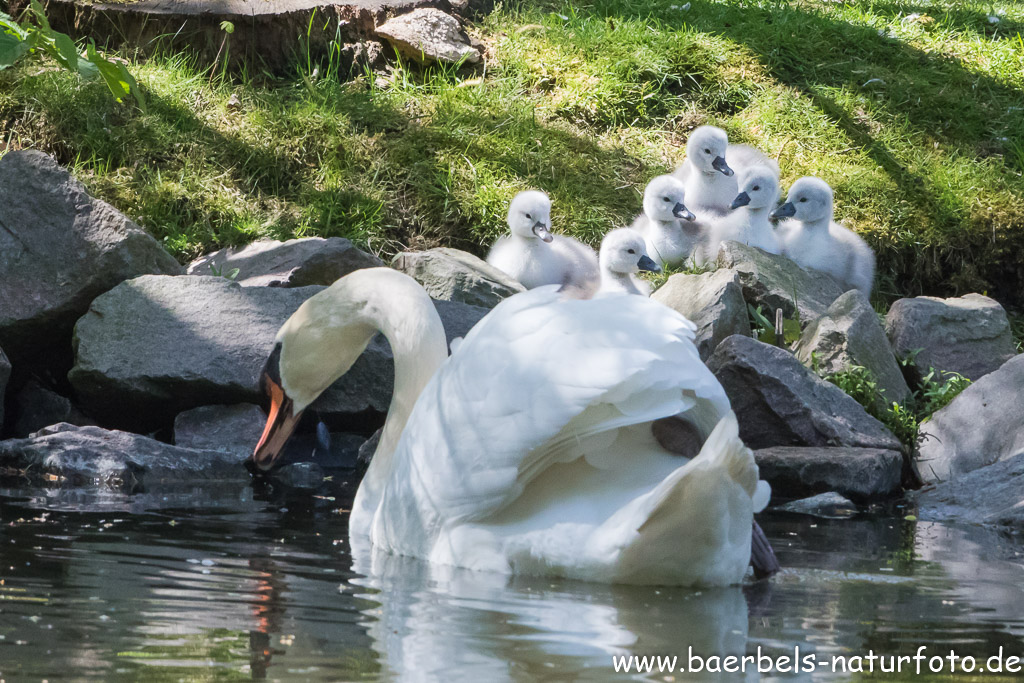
627,249 -> 636,255
799,197 -> 808,203
663,196 -> 670,202
753,185 -> 760,191
525,213 -> 533,219
704,148 -> 712,154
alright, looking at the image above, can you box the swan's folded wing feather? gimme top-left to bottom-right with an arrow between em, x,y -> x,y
396,287 -> 730,524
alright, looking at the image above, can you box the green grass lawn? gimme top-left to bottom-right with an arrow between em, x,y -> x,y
2,0 -> 1023,306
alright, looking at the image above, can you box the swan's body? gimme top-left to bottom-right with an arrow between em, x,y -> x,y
631,175 -> 703,269
596,228 -> 661,297
773,177 -> 875,295
674,127 -> 777,215
487,190 -> 598,293
251,268 -> 774,586
702,165 -> 782,261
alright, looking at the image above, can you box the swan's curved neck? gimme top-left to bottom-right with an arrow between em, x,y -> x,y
351,283 -> 448,531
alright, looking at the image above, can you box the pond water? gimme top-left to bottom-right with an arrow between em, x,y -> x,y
1,478 -> 1022,681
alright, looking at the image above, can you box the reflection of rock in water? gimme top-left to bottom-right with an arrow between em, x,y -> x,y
350,538 -> 752,682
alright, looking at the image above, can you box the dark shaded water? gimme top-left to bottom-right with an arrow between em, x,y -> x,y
1,480 -> 1022,681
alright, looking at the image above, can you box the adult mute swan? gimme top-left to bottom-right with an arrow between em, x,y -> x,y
595,228 -> 661,297
772,177 -> 876,295
486,190 -> 599,293
250,268 -> 777,586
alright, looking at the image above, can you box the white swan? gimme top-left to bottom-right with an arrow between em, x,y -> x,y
250,268 -> 776,586
772,177 -> 876,295
630,174 -> 703,269
702,164 -> 783,261
595,228 -> 661,297
674,126 -> 777,215
487,190 -> 599,293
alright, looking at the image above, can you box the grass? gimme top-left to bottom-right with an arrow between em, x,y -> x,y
1,0 -> 1023,304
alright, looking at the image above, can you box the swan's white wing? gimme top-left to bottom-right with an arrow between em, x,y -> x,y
389,288 -> 731,529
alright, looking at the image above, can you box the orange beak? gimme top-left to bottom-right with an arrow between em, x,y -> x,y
250,371 -> 304,472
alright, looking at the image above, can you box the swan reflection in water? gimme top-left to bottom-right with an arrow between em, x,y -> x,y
349,535 -> 755,682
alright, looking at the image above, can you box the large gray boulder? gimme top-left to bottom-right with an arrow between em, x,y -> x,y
716,241 -> 845,325
915,452 -> 1024,530
755,446 -> 903,503
69,275 -> 489,430
11,378 -> 94,438
375,9 -> 481,65
915,354 -> 1024,484
392,248 -> 525,308
885,294 -> 1015,382
174,403 -> 267,459
652,270 -> 750,360
186,237 -> 383,287
705,335 -> 901,450
0,151 -> 181,367
794,290 -> 910,405
0,423 -> 246,489
0,346 -> 9,430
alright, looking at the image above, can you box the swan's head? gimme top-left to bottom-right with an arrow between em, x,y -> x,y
250,268 -> 442,472
507,190 -> 553,242
730,165 -> 779,211
600,227 -> 661,275
686,125 -> 733,177
643,175 -> 695,223
771,176 -> 834,222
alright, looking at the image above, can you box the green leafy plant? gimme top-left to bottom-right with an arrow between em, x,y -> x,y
208,263 -> 241,280
0,0 -> 145,111
748,304 -> 801,346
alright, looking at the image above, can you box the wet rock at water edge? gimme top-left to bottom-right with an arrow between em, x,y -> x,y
0,151 -> 181,370
0,346 -> 9,430
776,492 -> 858,518
651,270 -> 750,360
885,293 -> 1016,383
794,290 -> 910,405
0,423 -> 246,489
915,354 -> 1024,484
186,237 -> 383,287
392,247 -> 525,308
375,9 -> 482,65
716,240 -> 845,325
915,451 -> 1024,530
705,335 -> 901,451
754,446 -> 903,503
174,403 -> 267,459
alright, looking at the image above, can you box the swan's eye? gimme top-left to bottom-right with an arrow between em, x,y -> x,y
799,197 -> 808,203
753,185 -> 760,191
662,196 -> 670,202
525,213 -> 532,219
627,249 -> 636,255
704,148 -> 712,154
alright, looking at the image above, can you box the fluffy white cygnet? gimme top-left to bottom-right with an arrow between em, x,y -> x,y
674,126 -> 778,216
773,177 -> 876,295
631,174 -> 703,269
487,190 -> 599,293
596,228 -> 662,297
702,165 -> 783,260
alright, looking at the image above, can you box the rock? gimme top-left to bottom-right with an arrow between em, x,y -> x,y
0,346 -> 9,430
651,270 -> 751,360
794,290 -> 910,404
11,378 -> 94,438
915,354 -> 1024,484
269,462 -> 325,489
0,151 -> 181,369
69,276 -> 489,431
885,294 -> 1015,382
375,8 -> 481,65
186,237 -> 383,287
357,427 -> 383,470
716,241 -> 845,325
174,403 -> 267,459
0,423 -> 245,489
915,452 -> 1024,530
705,335 -> 901,451
755,446 -> 903,502
392,247 -> 525,308
776,492 -> 858,518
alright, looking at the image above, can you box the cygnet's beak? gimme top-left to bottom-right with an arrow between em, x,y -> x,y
712,156 -> 734,177
770,202 -> 796,220
637,254 -> 661,273
532,222 -> 554,243
672,202 -> 696,221
730,192 -> 751,210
